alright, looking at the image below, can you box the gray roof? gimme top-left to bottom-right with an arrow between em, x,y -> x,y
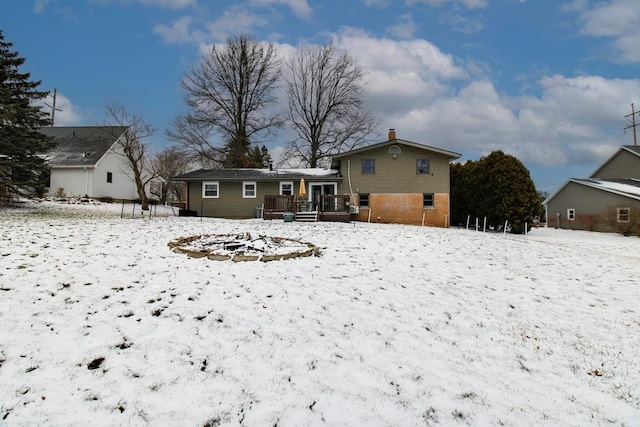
543,177 -> 640,204
176,168 -> 342,182
623,145 -> 640,155
41,126 -> 127,167
331,138 -> 462,162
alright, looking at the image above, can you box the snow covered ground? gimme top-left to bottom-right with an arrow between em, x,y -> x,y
1,201 -> 639,426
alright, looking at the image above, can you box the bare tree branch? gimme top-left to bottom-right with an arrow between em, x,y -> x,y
168,34 -> 283,167
103,103 -> 157,210
283,43 -> 379,168
150,146 -> 191,203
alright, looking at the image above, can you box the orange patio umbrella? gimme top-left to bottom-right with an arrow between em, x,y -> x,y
299,178 -> 307,197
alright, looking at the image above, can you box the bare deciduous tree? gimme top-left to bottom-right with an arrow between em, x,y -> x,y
167,34 -> 283,168
151,146 -> 191,204
283,43 -> 378,168
104,103 -> 157,210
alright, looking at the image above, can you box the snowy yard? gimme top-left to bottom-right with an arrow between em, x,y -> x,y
1,201 -> 639,426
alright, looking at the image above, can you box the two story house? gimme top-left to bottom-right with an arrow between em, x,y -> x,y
177,130 -> 461,227
331,129 -> 461,226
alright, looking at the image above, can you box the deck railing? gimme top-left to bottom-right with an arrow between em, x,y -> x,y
318,194 -> 350,212
263,194 -> 351,222
263,195 -> 296,212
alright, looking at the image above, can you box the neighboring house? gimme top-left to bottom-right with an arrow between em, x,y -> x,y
176,129 -> 461,226
543,145 -> 640,231
331,129 -> 461,226
41,126 -> 161,200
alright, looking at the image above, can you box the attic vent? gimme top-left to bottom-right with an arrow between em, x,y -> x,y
388,145 -> 402,156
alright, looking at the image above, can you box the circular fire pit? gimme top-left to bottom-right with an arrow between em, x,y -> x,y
168,232 -> 320,262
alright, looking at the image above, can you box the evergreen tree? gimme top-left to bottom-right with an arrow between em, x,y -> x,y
247,145 -> 272,168
451,151 -> 542,233
0,30 -> 53,204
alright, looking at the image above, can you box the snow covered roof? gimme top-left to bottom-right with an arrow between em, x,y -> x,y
544,178 -> 640,204
41,126 -> 127,167
176,168 -> 342,182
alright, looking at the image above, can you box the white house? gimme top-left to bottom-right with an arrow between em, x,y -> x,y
41,126 -> 161,200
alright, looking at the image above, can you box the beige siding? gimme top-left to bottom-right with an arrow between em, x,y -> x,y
338,144 -> 451,194
188,181 -> 282,218
546,182 -> 640,230
591,150 -> 640,179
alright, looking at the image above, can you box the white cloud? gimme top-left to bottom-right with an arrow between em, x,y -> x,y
406,0 -> 488,9
561,0 -> 588,13
362,0 -> 391,7
386,13 -> 420,39
36,91 -> 82,127
33,0 -> 56,13
153,16 -> 195,44
322,30 -> 640,168
577,0 -> 640,63
204,6 -> 270,42
250,0 -> 313,18
439,9 -> 483,34
138,0 -> 196,8
89,0 -> 195,8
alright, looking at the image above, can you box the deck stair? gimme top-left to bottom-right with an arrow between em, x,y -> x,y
294,211 -> 319,222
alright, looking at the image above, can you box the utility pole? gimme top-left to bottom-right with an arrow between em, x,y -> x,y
44,88 -> 62,126
624,103 -> 639,146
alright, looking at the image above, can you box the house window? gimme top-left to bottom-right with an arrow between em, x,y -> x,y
280,181 -> 293,196
423,193 -> 434,208
243,182 -> 257,198
106,172 -> 113,183
617,207 -> 630,223
203,181 -> 219,198
362,159 -> 375,174
359,193 -> 370,207
417,160 -> 430,174
567,209 -> 575,221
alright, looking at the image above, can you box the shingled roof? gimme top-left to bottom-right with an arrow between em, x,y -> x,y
41,126 -> 127,167
176,168 -> 341,181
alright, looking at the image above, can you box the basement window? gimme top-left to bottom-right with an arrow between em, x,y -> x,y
617,207 -> 630,223
423,193 -> 434,208
359,193 -> 369,208
567,209 -> 575,221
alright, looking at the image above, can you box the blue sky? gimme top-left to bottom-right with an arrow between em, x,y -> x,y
4,0 -> 640,192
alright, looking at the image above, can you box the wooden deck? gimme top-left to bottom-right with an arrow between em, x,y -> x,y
263,195 -> 351,222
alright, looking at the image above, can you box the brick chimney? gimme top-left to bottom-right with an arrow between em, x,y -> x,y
388,128 -> 396,140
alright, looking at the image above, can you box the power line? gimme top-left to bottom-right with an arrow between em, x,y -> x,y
44,88 -> 63,126
624,103 -> 639,146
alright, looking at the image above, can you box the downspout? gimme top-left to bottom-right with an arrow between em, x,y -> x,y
347,160 -> 356,206
84,167 -> 89,197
